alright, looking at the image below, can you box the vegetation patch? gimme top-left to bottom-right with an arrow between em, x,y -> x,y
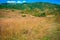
21,14 -> 26,17
0,15 -> 5,18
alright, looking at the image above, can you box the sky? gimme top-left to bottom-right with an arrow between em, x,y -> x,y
0,0 -> 60,4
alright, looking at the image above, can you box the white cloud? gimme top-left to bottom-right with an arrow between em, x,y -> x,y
23,1 -> 26,3
7,1 -> 16,3
7,1 -> 26,3
17,1 -> 22,3
17,1 -> 26,3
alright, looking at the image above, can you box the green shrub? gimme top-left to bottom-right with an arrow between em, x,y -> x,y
19,11 -> 24,14
40,13 -> 46,17
11,9 -> 15,12
34,13 -> 46,17
22,14 -> 26,17
34,13 -> 41,17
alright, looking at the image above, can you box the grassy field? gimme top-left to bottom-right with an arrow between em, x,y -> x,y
0,2 -> 60,40
0,9 -> 60,40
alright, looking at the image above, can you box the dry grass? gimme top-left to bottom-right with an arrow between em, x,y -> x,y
0,9 -> 60,40
0,17 -> 57,40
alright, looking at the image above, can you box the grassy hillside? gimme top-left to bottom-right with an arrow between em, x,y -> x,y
0,2 -> 60,40
0,2 -> 60,10
0,2 -> 60,17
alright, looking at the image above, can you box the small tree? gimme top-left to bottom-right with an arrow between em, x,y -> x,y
40,13 -> 46,17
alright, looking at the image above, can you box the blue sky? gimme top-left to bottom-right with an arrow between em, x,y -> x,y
0,0 -> 60,4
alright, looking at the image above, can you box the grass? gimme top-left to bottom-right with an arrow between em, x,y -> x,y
0,15 -> 5,18
0,8 -> 60,40
0,2 -> 60,40
0,23 -> 58,40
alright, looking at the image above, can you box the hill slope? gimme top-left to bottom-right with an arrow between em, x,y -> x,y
0,2 -> 60,40
0,2 -> 60,18
0,2 -> 60,15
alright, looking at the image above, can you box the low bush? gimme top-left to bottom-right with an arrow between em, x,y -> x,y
34,13 -> 46,17
21,14 -> 26,17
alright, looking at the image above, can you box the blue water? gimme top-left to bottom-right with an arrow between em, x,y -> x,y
0,0 -> 60,4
